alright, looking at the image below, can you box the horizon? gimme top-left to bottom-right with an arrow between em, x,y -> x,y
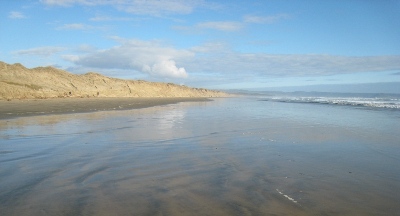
1,0 -> 400,92
244,82 -> 400,94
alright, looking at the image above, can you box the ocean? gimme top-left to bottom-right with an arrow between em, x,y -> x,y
1,93 -> 399,215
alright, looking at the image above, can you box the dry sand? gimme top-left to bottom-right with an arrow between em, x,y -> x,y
0,61 -> 228,100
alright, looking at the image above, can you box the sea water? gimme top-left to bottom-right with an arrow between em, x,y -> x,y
1,95 -> 399,215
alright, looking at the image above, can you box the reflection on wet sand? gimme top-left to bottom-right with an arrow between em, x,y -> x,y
1,98 -> 399,215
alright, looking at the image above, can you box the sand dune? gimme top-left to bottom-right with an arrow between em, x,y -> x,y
0,61 -> 228,100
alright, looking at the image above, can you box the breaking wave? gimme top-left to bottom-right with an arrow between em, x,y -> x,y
261,96 -> 400,110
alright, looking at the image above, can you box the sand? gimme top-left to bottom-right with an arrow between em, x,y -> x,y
0,61 -> 228,100
0,97 -> 210,119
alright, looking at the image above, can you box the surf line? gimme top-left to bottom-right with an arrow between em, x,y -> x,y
276,189 -> 300,205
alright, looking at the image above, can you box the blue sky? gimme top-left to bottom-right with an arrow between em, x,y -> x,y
1,0 -> 400,91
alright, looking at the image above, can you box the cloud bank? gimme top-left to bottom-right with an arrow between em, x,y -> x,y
65,38 -> 192,78
60,38 -> 400,81
185,50 -> 400,77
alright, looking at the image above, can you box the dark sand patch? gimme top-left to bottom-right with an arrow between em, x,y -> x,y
0,97 -> 210,119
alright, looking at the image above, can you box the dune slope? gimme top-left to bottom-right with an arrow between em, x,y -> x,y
0,61 -> 227,100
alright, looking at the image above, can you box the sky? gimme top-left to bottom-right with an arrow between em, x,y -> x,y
1,0 -> 400,91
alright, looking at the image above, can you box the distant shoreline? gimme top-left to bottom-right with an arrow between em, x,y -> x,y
0,97 -> 212,119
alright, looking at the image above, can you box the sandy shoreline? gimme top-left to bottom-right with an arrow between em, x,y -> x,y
0,97 -> 211,119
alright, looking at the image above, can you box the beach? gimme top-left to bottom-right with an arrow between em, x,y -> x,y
0,97 -> 210,119
1,97 -> 400,215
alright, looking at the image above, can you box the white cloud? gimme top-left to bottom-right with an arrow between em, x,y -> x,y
41,0 -> 208,16
9,11 -> 26,19
55,23 -> 107,31
146,60 -> 188,78
66,38 -> 193,78
56,23 -> 86,30
62,54 -> 80,62
89,15 -> 132,21
13,46 -> 66,57
76,44 -> 97,53
40,0 -> 98,6
196,21 -> 243,31
244,13 -> 291,24
175,13 -> 291,33
116,0 -> 198,16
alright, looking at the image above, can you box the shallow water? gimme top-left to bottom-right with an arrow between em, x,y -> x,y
1,97 -> 399,215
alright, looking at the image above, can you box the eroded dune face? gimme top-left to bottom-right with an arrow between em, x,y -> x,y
0,61 -> 228,100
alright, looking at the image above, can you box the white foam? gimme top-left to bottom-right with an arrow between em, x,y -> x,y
276,189 -> 299,204
266,96 -> 400,109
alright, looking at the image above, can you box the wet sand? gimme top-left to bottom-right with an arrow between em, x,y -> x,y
0,97 -> 210,119
1,97 -> 399,215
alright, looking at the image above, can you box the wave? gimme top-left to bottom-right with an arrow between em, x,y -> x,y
261,96 -> 400,110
